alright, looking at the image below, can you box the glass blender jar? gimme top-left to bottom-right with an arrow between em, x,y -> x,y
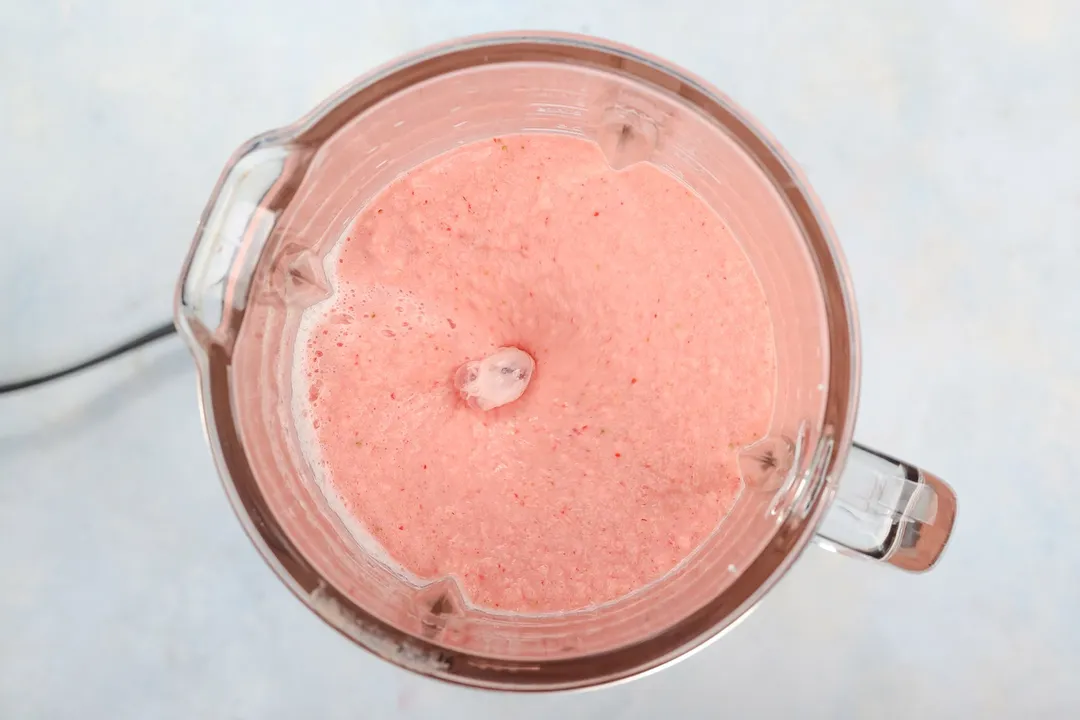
175,32 -> 957,691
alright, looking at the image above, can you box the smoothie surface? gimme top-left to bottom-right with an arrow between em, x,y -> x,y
295,134 -> 775,613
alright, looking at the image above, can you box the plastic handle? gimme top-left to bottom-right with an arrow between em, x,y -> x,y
815,443 -> 957,572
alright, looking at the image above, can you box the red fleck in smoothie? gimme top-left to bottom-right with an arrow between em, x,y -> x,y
294,134 -> 776,614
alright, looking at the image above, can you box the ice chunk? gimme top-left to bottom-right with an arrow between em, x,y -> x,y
455,347 -> 535,411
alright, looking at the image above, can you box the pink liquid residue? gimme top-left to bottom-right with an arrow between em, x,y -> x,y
294,134 -> 776,614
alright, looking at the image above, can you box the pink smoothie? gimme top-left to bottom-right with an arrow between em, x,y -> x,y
295,134 -> 776,613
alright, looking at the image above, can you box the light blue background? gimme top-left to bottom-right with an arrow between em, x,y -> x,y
2,1 -> 1078,717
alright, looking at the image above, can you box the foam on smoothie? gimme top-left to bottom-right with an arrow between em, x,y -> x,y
292,277 -> 432,586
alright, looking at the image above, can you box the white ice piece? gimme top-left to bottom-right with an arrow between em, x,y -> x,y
455,347 -> 535,411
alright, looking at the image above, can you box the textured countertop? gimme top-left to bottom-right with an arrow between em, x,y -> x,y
2,2 -> 1078,718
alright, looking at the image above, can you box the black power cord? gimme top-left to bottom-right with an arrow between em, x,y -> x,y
0,322 -> 178,395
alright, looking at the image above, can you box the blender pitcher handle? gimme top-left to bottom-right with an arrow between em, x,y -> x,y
814,444 -> 957,572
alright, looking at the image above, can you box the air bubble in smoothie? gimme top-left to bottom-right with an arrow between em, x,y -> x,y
293,133 -> 776,614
